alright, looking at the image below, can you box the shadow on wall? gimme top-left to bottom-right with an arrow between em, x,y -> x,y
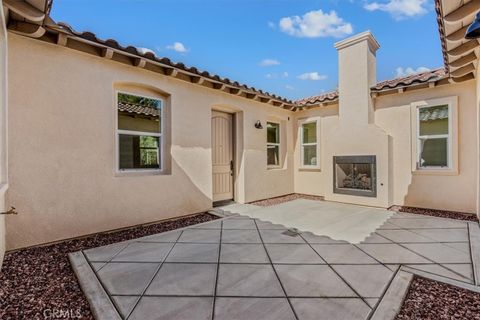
402,171 -> 476,213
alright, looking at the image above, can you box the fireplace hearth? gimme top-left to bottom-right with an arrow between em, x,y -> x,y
333,155 -> 376,197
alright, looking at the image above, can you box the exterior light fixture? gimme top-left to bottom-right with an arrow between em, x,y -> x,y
254,121 -> 263,129
465,11 -> 480,39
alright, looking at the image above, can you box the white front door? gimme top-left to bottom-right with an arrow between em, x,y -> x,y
212,111 -> 234,202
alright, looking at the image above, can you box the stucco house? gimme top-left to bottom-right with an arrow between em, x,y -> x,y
0,0 -> 479,265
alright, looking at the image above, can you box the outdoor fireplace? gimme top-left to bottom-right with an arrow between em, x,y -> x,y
333,155 -> 376,197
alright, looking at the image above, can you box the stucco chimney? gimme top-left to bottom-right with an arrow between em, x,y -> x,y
334,31 -> 380,125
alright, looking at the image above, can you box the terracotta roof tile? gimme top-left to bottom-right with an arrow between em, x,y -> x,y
118,102 -> 160,117
295,90 -> 339,107
371,68 -> 448,91
434,0 -> 449,72
43,21 -> 449,110
51,22 -> 294,106
419,105 -> 448,121
295,68 -> 448,107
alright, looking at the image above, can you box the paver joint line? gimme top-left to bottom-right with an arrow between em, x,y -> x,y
298,233 -> 373,310
374,228 -> 473,280
123,231 -> 182,319
211,219 -> 223,320
252,219 -> 299,319
467,222 -> 480,285
369,269 -> 413,320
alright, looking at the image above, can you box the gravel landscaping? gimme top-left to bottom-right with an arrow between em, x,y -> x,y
250,193 -> 324,207
0,213 -> 218,320
389,205 -> 478,222
396,276 -> 480,320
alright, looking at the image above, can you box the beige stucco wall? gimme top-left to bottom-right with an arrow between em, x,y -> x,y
5,30 -> 479,250
0,4 -> 8,265
294,105 -> 338,196
294,81 -> 477,213
6,34 -> 294,250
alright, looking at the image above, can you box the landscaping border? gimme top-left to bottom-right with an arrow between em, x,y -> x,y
389,205 -> 478,222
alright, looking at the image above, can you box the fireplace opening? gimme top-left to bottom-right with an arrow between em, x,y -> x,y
333,156 -> 376,197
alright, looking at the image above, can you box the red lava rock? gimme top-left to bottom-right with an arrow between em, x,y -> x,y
396,276 -> 480,320
0,213 -> 218,320
250,193 -> 324,207
389,205 -> 478,222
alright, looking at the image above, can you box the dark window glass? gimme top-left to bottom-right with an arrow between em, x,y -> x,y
119,135 -> 160,170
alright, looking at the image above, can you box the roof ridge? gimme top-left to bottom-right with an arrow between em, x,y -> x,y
295,68 -> 449,107
45,22 -> 449,110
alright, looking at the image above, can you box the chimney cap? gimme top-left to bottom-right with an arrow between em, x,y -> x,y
334,31 -> 380,52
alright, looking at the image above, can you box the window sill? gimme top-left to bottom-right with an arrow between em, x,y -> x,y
267,166 -> 284,171
115,169 -> 169,177
299,167 -> 321,172
412,168 -> 458,176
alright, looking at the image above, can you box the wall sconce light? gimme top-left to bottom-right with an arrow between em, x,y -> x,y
254,121 -> 263,129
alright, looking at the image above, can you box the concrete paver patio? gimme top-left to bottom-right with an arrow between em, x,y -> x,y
71,200 -> 480,320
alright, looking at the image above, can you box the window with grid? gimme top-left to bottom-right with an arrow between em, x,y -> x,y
267,122 -> 280,167
417,104 -> 450,169
117,92 -> 163,171
301,121 -> 318,167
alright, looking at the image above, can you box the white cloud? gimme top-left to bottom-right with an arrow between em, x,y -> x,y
278,9 -> 353,38
265,72 -> 289,79
259,59 -> 280,67
364,0 -> 429,20
285,85 -> 295,90
137,47 -> 155,55
166,42 -> 188,53
395,66 -> 430,77
297,72 -> 328,81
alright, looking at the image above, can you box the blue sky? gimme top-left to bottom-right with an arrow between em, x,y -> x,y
50,0 -> 441,100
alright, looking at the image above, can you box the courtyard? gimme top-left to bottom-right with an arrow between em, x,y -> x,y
70,199 -> 480,319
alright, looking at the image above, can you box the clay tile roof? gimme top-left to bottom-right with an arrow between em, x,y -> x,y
51,22 -> 294,106
295,90 -> 339,107
118,102 -> 160,117
371,68 -> 448,91
42,16 -> 451,111
295,68 -> 448,107
419,105 -> 448,121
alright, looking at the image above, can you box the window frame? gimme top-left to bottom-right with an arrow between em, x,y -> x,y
299,118 -> 320,170
410,96 -> 458,175
115,90 -> 164,174
266,121 -> 281,169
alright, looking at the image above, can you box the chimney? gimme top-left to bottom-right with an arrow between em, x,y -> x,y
334,31 -> 380,125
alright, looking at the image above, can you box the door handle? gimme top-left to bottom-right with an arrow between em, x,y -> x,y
230,161 -> 234,176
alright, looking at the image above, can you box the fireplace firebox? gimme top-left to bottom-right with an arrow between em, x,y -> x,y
333,155 -> 376,197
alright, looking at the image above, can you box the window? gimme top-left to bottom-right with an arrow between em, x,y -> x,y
411,96 -> 458,174
301,121 -> 318,167
117,92 -> 163,171
267,122 -> 280,167
417,105 -> 449,168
